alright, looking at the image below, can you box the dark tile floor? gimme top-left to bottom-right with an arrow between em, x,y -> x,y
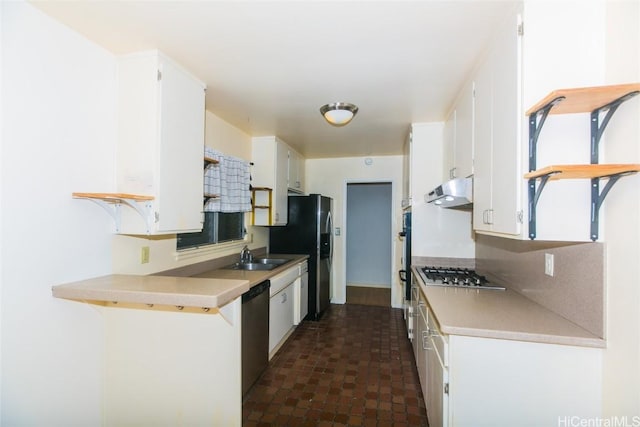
242,304 -> 429,426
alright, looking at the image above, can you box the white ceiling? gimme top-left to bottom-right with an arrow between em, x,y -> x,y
32,0 -> 516,159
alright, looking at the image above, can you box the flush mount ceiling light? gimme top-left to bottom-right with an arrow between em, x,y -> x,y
319,102 -> 359,127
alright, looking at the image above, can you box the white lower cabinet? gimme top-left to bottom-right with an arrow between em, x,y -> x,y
426,305 -> 449,427
269,282 -> 294,355
268,265 -> 299,357
414,291 -> 449,427
414,288 -> 602,427
294,261 -> 309,325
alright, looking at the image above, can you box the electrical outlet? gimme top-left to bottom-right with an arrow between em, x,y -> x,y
141,246 -> 150,264
545,253 -> 554,277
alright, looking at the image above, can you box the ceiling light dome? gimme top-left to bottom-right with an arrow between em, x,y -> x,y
320,102 -> 358,127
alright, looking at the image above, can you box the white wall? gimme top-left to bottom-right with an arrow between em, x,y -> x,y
306,156 -> 404,307
410,123 -> 476,259
602,0 -> 640,417
1,1 -> 115,423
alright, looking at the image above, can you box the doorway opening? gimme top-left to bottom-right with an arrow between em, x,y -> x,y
345,182 -> 392,307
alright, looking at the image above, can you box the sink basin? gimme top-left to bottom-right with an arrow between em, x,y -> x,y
254,258 -> 290,266
224,262 -> 279,271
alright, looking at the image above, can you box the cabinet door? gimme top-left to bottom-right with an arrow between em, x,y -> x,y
156,56 -> 206,233
488,12 -> 522,236
443,110 -> 456,181
287,148 -> 304,193
472,59 -> 493,233
269,283 -> 294,353
455,80 -> 474,179
417,301 -> 429,403
472,11 -> 522,236
273,140 -> 289,225
251,136 -> 290,225
117,51 -> 205,235
427,335 -> 448,427
401,132 -> 412,208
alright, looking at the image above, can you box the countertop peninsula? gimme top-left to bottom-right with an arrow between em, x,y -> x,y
411,266 -> 605,348
52,254 -> 309,309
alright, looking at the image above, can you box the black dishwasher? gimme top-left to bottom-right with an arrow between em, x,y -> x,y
241,280 -> 270,396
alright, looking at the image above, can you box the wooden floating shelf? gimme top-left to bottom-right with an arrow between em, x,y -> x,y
72,192 -> 154,201
204,194 -> 220,199
204,156 -> 219,164
526,83 -> 640,115
525,164 -> 640,180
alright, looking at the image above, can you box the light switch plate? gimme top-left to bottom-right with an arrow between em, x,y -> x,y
545,253 -> 554,277
141,246 -> 150,264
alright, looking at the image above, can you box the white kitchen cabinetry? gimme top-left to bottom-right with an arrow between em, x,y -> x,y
443,80 -> 474,181
472,11 -> 523,236
252,136 -> 289,225
414,295 -> 428,401
293,260 -> 309,324
414,287 -> 601,426
268,265 -> 299,357
447,335 -> 601,426
74,51 -> 206,234
425,303 -> 449,427
413,288 -> 449,427
401,130 -> 412,208
287,148 -> 305,194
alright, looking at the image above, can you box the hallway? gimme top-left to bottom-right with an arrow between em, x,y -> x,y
242,304 -> 429,426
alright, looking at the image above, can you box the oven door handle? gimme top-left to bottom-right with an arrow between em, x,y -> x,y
399,269 -> 407,283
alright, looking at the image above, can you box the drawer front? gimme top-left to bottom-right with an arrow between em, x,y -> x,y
429,320 -> 448,368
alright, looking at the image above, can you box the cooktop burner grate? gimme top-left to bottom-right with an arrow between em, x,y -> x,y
418,266 -> 505,290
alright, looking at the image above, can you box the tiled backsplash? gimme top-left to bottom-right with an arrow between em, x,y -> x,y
475,235 -> 605,338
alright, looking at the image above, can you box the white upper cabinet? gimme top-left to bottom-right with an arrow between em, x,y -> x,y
116,50 -> 206,235
401,129 -> 412,208
444,80 -> 474,181
455,80 -> 474,179
287,147 -> 305,194
442,110 -> 456,181
252,136 -> 290,225
472,9 -> 523,236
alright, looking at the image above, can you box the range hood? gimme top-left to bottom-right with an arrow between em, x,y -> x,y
425,177 -> 473,208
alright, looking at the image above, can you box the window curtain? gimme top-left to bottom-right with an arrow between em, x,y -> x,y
204,147 -> 251,213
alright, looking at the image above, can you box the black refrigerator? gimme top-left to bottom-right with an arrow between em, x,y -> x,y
269,194 -> 332,320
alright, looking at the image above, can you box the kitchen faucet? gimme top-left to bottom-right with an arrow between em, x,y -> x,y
240,245 -> 253,264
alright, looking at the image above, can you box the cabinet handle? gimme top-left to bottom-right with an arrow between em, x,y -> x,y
483,209 -> 494,225
450,167 -> 457,179
281,292 -> 287,303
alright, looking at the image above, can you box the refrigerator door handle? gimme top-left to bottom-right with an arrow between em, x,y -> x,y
326,211 -> 333,270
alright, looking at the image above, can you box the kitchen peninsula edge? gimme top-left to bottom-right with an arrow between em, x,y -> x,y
51,253 -> 308,427
52,253 -> 309,310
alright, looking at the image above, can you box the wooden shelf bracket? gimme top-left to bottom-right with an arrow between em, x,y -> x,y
72,193 -> 155,234
528,96 -> 565,172
525,84 -> 640,241
590,90 -> 640,163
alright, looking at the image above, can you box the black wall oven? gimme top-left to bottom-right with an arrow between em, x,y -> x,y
399,210 -> 411,301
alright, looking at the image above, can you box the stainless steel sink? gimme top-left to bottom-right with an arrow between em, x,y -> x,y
224,262 -> 279,271
253,258 -> 289,266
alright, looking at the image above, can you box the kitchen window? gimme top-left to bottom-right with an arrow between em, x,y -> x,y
176,212 -> 245,250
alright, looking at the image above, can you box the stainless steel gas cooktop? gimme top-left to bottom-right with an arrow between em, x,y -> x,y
417,266 -> 505,290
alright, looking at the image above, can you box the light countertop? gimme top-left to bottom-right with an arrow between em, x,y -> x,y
53,254 -> 308,309
411,266 -> 605,348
